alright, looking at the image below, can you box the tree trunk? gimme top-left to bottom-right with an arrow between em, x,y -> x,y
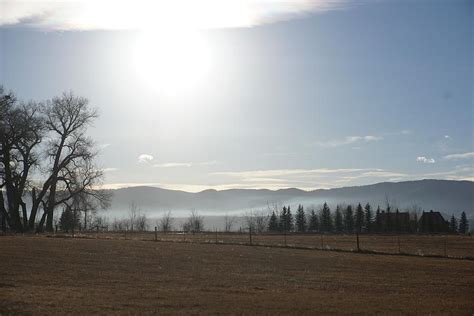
37,210 -> 48,233
28,189 -> 38,230
0,193 -> 10,232
21,201 -> 28,231
45,181 -> 57,232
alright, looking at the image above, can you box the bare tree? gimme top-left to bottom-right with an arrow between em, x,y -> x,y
136,213 -> 148,232
1,87 -> 44,232
0,90 -> 108,233
243,210 -> 270,233
159,210 -> 174,233
37,92 -> 100,232
128,202 -> 139,232
183,209 -> 204,233
127,202 -> 148,232
223,213 -> 236,232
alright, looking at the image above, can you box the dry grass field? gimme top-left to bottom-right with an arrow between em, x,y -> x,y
1,236 -> 473,315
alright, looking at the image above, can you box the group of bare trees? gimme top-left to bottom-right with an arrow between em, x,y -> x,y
0,86 -> 111,233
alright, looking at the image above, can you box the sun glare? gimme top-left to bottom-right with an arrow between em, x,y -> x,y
133,29 -> 212,96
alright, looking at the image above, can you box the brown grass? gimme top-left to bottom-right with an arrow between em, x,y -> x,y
1,236 -> 473,315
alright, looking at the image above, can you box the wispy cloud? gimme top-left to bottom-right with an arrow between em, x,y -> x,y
137,154 -> 154,164
98,143 -> 111,149
416,156 -> 436,164
100,165 -> 473,191
153,160 -> 217,168
213,168 -> 373,178
212,167 -> 408,189
1,0 -> 351,30
154,162 -> 193,168
443,152 -> 474,160
422,166 -> 474,182
314,135 -> 383,148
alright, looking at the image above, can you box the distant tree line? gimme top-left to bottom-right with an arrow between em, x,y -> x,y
266,203 -> 470,234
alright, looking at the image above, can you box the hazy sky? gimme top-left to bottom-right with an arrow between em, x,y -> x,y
1,0 -> 473,191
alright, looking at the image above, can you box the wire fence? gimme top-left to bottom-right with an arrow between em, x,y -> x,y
63,229 -> 474,259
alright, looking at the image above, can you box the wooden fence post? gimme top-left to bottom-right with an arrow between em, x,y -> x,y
249,227 -> 252,245
284,231 -> 287,247
154,226 -> 158,241
356,232 -> 360,252
215,228 -> 218,244
444,236 -> 447,257
397,235 -> 401,254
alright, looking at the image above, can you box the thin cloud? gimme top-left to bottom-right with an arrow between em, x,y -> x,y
153,160 -> 217,168
443,152 -> 474,160
1,0 -> 351,30
213,168 -> 372,178
416,156 -> 436,164
137,154 -> 154,164
315,135 -> 383,148
154,162 -> 193,168
98,143 -> 111,149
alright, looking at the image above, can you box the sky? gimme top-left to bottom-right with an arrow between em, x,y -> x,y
1,0 -> 473,191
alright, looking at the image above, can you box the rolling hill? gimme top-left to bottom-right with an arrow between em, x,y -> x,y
108,179 -> 474,217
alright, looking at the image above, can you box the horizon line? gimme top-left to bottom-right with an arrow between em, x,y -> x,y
97,178 -> 473,193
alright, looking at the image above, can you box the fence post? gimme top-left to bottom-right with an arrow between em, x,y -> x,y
154,226 -> 158,242
249,227 -> 252,245
356,232 -> 360,252
444,236 -> 447,257
397,235 -> 401,254
284,231 -> 287,247
215,228 -> 218,244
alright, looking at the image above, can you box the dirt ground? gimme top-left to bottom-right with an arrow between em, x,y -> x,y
1,236 -> 473,315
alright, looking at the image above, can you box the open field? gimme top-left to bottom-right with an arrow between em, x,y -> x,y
1,236 -> 473,314
76,231 -> 474,258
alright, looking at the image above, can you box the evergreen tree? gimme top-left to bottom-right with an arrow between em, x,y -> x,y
320,202 -> 332,232
59,206 -> 79,233
334,205 -> 344,233
279,206 -> 287,232
286,206 -> 294,232
395,208 -> 401,233
449,214 -> 457,233
375,206 -> 382,232
355,203 -> 364,233
385,203 -> 392,232
268,211 -> 279,232
308,209 -> 319,232
344,205 -> 354,233
459,211 -> 469,234
364,203 -> 372,233
295,204 -> 306,232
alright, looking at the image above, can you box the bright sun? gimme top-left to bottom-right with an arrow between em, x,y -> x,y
133,29 -> 212,95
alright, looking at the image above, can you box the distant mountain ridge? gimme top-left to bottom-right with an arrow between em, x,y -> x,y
108,179 -> 474,217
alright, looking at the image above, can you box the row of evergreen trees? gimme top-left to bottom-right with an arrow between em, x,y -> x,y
267,203 -> 470,234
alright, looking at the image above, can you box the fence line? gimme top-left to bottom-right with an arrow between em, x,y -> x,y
38,230 -> 474,260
